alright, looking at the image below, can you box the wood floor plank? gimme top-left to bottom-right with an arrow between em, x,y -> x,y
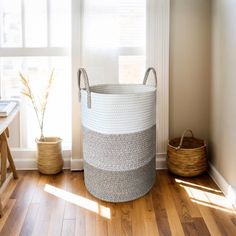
84,183 -> 109,236
19,203 -> 40,236
120,202 -> 133,236
64,172 -> 77,220
0,172 -> 39,236
158,171 -> 185,236
64,175 -> 77,221
31,175 -> 54,236
72,172 -> 86,236
0,170 -> 235,236
182,217 -> 211,236
106,202 -> 122,236
210,208 -> 236,236
194,199 -> 222,236
167,175 -> 192,223
167,174 -> 202,220
193,218 -> 211,235
142,193 -> 160,236
0,199 -> 16,232
96,201 -> 109,236
151,173 -> 171,236
186,176 -> 223,236
47,173 -> 67,236
195,174 -> 236,235
232,217 -> 236,226
132,199 -> 146,236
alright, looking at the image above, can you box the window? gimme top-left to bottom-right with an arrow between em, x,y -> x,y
72,0 -> 170,166
118,0 -> 146,83
0,0 -> 71,148
81,0 -> 146,84
0,0 -> 169,163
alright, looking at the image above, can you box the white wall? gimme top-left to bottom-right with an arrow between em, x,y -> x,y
210,0 -> 236,188
169,0 -> 211,140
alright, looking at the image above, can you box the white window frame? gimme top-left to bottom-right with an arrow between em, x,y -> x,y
0,0 -> 71,169
0,0 -> 70,101
147,0 -> 169,168
0,0 -> 70,50
71,0 -> 170,170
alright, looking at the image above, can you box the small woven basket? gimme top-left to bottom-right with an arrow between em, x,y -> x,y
167,130 -> 207,177
36,137 -> 63,175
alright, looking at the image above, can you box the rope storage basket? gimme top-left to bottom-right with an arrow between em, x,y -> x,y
36,137 -> 63,175
78,68 -> 157,202
167,130 -> 207,177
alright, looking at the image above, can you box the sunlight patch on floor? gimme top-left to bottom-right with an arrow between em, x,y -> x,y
175,179 -> 222,193
44,184 -> 111,219
175,179 -> 236,215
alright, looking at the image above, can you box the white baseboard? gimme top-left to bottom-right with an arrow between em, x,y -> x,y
11,148 -> 71,170
14,158 -> 71,170
208,162 -> 236,210
12,151 -> 167,171
70,158 -> 84,171
156,153 -> 167,169
70,153 -> 167,171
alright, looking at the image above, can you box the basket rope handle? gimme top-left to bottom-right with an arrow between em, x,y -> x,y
142,67 -> 157,88
77,68 -> 91,109
176,129 -> 194,150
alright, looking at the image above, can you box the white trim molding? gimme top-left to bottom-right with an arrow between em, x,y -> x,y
70,154 -> 167,171
11,148 -> 71,170
156,153 -> 167,169
71,158 -> 84,171
208,162 -> 236,210
146,0 -> 170,155
0,48 -> 70,57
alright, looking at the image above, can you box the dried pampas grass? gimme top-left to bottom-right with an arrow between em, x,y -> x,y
19,70 -> 54,140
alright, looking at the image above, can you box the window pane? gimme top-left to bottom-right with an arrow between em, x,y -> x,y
82,0 -> 146,85
119,56 -> 145,84
83,0 -> 119,47
119,0 -> 146,47
50,0 -> 70,47
0,57 -> 71,148
24,0 -> 47,47
0,0 -> 22,47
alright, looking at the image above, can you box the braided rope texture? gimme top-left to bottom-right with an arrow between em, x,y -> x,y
84,156 -> 156,202
81,84 -> 156,202
82,126 -> 156,202
81,85 -> 156,134
83,126 -> 156,171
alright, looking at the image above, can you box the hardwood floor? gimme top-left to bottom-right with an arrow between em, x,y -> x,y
0,170 -> 235,236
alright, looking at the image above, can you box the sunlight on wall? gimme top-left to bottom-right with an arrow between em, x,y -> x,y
175,179 -> 236,215
44,184 -> 111,219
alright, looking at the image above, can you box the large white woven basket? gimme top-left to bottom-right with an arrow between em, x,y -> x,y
78,68 -> 157,202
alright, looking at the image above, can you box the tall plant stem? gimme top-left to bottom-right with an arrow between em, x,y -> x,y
40,70 -> 54,140
20,73 -> 43,138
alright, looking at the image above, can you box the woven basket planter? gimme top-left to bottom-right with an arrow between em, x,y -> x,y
78,68 -> 157,202
167,130 -> 207,177
36,137 -> 63,175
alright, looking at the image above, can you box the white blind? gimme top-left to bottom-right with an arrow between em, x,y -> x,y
82,0 -> 146,85
119,0 -> 146,47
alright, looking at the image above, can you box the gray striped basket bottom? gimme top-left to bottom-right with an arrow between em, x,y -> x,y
83,125 -> 156,202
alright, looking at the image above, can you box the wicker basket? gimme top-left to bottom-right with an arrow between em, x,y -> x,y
36,137 -> 63,174
167,130 -> 207,177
